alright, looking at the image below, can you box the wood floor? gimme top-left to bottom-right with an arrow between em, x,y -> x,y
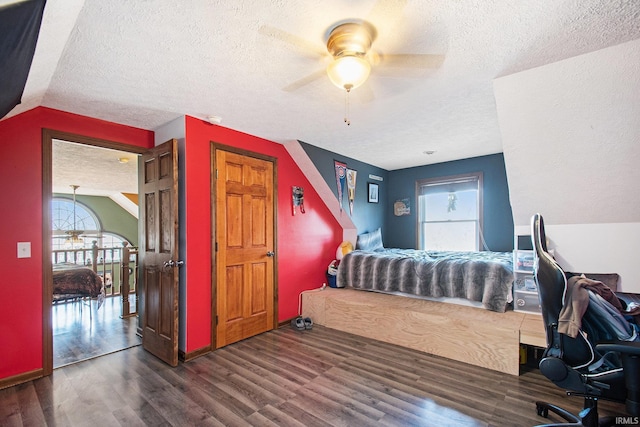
1,325 -> 630,426
53,296 -> 140,368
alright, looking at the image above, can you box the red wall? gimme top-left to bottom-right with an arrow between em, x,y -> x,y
182,116 -> 343,353
0,108 -> 343,381
0,107 -> 153,380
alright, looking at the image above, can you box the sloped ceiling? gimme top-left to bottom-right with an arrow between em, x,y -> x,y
495,38 -> 640,227
4,0 -> 640,172
0,0 -> 84,116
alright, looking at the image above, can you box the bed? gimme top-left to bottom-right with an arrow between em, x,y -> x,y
53,263 -> 105,308
336,229 -> 514,312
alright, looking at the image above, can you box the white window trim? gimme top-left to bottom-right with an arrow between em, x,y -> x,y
415,172 -> 483,251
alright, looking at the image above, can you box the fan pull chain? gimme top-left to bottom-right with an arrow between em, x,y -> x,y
344,88 -> 351,126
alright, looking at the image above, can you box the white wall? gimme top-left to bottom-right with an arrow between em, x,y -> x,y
515,222 -> 640,292
154,116 -> 185,145
496,39 -> 640,293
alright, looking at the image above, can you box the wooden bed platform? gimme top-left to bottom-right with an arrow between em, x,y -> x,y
301,288 -> 545,376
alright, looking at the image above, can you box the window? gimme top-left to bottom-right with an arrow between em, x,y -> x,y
51,199 -> 132,251
51,198 -> 100,250
100,232 -> 130,261
417,172 -> 483,251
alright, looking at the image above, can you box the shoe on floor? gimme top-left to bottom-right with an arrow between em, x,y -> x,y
303,317 -> 313,330
291,316 -> 305,331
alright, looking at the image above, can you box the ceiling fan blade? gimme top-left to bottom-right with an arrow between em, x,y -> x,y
376,53 -> 445,69
282,69 -> 326,92
366,0 -> 408,33
258,25 -> 327,59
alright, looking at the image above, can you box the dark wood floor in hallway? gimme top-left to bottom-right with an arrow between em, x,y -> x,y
53,296 -> 140,368
1,325 -> 630,426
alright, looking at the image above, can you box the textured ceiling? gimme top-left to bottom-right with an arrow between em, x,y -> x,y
5,0 -> 640,171
52,139 -> 138,196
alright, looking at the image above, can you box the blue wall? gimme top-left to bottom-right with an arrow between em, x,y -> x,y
386,154 -> 514,251
301,142 -> 514,252
299,141 -> 388,235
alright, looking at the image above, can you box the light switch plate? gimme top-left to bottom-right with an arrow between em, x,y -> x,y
17,242 -> 31,258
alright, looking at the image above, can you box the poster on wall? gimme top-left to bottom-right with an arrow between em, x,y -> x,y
347,168 -> 357,216
394,198 -> 410,216
334,160 -> 347,211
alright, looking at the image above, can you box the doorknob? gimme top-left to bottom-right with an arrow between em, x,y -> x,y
266,251 -> 275,257
163,260 -> 184,268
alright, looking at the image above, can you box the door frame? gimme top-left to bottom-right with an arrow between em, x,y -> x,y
42,129 -> 146,375
210,142 -> 278,349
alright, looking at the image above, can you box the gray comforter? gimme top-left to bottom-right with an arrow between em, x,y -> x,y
336,249 -> 514,312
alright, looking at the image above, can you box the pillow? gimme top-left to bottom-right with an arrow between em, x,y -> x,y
356,228 -> 384,251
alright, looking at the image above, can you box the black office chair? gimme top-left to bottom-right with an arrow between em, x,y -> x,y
531,213 -> 640,427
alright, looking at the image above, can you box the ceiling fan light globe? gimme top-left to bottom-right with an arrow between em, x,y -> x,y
327,55 -> 371,91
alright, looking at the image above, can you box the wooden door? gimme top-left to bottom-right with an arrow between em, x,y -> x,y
215,149 -> 275,348
139,139 -> 180,366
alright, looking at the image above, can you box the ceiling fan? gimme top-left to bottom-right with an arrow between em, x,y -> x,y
259,15 -> 445,98
259,4 -> 444,125
52,185 -> 100,245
